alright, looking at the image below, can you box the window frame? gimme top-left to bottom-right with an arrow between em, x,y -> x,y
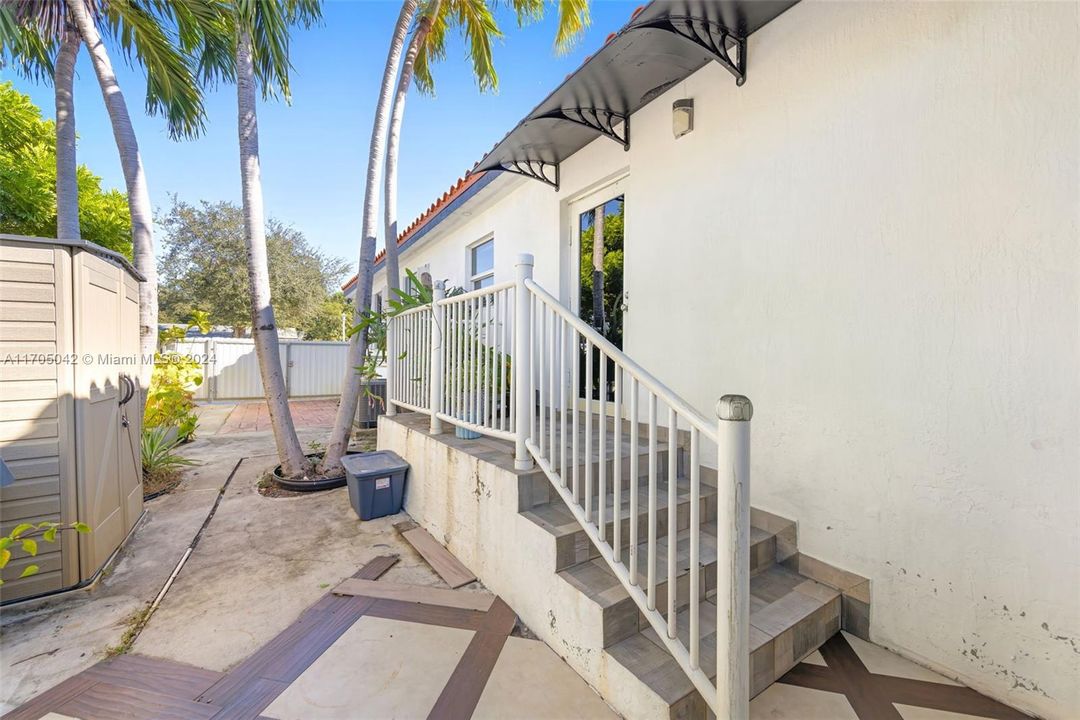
468,236 -> 495,290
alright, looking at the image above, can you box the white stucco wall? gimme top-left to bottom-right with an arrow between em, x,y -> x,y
372,2 -> 1079,716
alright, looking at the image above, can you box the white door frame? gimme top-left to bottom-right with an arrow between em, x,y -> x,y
563,176 -> 628,320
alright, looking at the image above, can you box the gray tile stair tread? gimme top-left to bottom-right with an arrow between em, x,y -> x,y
522,476 -> 714,539
556,524 -> 783,609
606,565 -> 840,705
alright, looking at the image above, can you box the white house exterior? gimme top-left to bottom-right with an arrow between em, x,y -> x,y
345,2 -> 1079,717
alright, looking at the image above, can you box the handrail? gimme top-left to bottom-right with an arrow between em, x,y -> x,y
384,254 -> 749,718
434,279 -> 514,307
523,278 -> 718,444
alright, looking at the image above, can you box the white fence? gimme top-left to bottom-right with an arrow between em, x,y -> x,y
170,338 -> 349,401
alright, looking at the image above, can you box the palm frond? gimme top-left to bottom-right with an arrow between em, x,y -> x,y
236,0 -> 321,102
0,1 -> 58,81
451,0 -> 501,93
103,0 -> 208,140
553,0 -> 589,54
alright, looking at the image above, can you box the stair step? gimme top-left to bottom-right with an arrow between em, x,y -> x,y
606,565 -> 842,717
522,477 -> 720,571
517,446 -> 674,511
556,520 -> 788,647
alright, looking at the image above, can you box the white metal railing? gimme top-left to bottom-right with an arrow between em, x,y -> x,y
384,254 -> 751,717
386,304 -> 431,414
386,281 -> 516,441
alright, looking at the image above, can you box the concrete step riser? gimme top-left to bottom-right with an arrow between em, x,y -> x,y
599,534 -> 779,648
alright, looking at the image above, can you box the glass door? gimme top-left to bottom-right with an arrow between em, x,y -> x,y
570,183 -> 625,402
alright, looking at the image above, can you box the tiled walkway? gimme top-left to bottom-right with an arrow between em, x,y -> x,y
753,632 -> 1028,720
217,398 -> 340,434
5,557 -> 616,720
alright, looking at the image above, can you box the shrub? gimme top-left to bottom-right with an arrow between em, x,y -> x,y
141,426 -> 197,483
144,311 -> 208,441
143,353 -> 202,441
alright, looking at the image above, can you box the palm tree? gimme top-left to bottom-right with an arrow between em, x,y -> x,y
231,0 -> 320,479
0,4 -> 74,238
382,0 -> 589,293
2,0 -> 219,389
54,29 -> 80,239
319,0 -> 420,478
319,0 -> 590,477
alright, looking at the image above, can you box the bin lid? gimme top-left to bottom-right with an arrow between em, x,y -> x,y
341,450 -> 408,476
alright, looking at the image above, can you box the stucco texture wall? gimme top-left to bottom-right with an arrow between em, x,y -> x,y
372,1 -> 1077,716
622,2 -> 1078,717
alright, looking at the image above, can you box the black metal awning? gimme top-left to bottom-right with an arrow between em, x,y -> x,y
474,0 -> 798,189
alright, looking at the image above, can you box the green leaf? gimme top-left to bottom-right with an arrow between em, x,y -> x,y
19,564 -> 39,578
10,523 -> 33,539
0,548 -> 10,569
21,539 -> 37,556
73,522 -> 91,534
0,537 -> 11,552
43,527 -> 57,543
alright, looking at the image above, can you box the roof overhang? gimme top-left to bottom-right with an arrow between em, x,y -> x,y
475,0 -> 798,189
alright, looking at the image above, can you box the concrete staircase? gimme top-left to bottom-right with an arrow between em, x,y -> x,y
517,446 -> 866,719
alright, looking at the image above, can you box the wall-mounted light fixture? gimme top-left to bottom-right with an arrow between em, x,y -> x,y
673,99 -> 694,139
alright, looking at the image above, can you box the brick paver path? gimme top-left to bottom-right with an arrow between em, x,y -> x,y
218,398 -> 339,434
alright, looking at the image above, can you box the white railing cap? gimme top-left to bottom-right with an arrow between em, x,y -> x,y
716,395 -> 753,421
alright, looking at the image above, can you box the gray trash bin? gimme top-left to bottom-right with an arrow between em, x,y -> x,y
341,451 -> 409,520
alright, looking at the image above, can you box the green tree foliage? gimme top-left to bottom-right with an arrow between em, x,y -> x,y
0,82 -> 130,254
299,292 -> 352,341
157,198 -> 348,334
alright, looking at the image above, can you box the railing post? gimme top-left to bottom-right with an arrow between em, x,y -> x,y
514,254 -> 534,470
716,394 -> 752,720
429,281 -> 445,434
385,314 -> 396,417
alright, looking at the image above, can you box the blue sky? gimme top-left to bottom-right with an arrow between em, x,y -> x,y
3,1 -> 639,271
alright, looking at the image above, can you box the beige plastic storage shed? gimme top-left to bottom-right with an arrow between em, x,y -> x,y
1,234 -> 144,603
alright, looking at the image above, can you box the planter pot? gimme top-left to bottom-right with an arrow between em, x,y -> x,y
455,425 -> 482,440
272,452 -> 357,492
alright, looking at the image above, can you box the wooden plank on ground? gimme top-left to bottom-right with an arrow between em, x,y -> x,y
85,654 -> 224,699
393,519 -> 419,533
352,554 -> 399,580
56,680 -> 220,720
333,578 -> 494,612
400,526 -> 476,588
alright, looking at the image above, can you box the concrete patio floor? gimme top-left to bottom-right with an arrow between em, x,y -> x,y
1,409 -> 617,718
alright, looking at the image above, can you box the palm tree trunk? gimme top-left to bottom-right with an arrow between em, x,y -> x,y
66,0 -> 158,388
592,206 -> 605,334
383,0 -> 441,293
320,0 -> 420,477
54,28 -> 80,240
236,29 -> 311,479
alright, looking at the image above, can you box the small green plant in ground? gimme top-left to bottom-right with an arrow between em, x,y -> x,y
0,521 -> 90,585
106,604 -> 153,656
307,440 -> 325,453
142,427 -> 198,487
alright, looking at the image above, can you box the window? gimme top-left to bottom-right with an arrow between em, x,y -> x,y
470,238 -> 494,289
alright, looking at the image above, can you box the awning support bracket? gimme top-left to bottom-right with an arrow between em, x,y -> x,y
535,108 -> 630,151
499,160 -> 560,191
633,15 -> 748,86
